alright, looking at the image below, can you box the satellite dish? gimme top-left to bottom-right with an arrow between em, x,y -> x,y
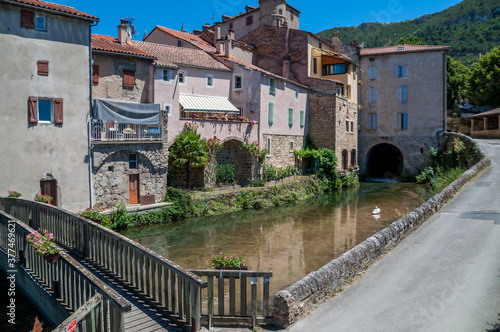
131,25 -> 136,36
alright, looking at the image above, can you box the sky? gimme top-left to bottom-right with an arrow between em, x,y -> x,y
52,0 -> 464,39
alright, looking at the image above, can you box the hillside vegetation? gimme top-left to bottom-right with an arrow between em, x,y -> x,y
319,0 -> 500,65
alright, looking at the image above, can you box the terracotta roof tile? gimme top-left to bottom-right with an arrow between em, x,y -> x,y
132,41 -> 230,71
6,0 -> 97,21
92,34 -> 155,59
153,26 -> 216,52
360,44 -> 450,56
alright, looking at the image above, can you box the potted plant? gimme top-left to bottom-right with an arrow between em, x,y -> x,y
7,190 -> 22,197
206,252 -> 247,270
228,115 -> 235,121
236,116 -> 245,121
34,194 -> 52,204
26,229 -> 60,263
80,207 -> 106,224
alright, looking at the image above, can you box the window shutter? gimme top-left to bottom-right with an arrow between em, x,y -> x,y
402,65 -> 408,78
37,60 -> 49,76
21,10 -> 35,29
268,102 -> 274,124
54,98 -> 63,125
92,65 -> 99,84
300,110 -> 305,127
123,69 -> 135,88
369,66 -> 376,79
402,85 -> 408,102
394,64 -> 399,78
288,108 -> 293,126
402,113 -> 408,129
373,88 -> 377,104
28,96 -> 38,124
397,86 -> 402,102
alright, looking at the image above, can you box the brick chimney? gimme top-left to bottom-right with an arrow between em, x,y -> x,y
225,29 -> 234,58
331,33 -> 340,52
117,19 -> 131,44
215,24 -> 224,54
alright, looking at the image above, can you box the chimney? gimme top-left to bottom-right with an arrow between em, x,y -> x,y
117,19 -> 131,44
181,23 -> 185,32
215,24 -> 224,54
225,29 -> 234,58
331,33 -> 340,52
353,40 -> 359,47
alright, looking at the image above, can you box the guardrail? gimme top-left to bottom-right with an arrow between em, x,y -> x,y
1,198 -> 207,331
190,269 -> 273,329
91,120 -> 162,142
0,210 -> 131,330
53,294 -> 103,332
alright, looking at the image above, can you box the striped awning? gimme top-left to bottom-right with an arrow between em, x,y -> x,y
179,94 -> 240,113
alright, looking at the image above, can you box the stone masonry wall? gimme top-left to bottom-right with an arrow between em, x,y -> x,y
263,134 -> 303,169
273,133 -> 490,327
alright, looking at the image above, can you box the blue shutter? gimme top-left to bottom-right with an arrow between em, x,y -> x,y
402,65 -> 408,78
403,113 -> 408,129
402,85 -> 408,102
394,64 -> 399,77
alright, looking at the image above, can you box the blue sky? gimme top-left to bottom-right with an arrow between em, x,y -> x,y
54,0 -> 463,39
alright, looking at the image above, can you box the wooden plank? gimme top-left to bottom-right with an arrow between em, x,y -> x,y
145,258 -> 150,297
177,276 -> 184,319
240,276 -> 247,316
164,266 -> 169,309
251,278 -> 257,317
151,261 -> 157,301
263,276 -> 270,317
229,277 -> 236,316
218,274 -> 224,315
170,271 -> 176,314
191,283 -> 200,331
184,280 -> 190,322
207,276 -> 213,318
190,269 -> 273,278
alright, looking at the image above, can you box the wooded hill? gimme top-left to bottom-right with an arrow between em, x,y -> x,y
318,0 -> 500,65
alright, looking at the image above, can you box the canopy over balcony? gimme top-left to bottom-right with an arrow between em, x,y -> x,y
93,99 -> 160,125
179,94 -> 240,113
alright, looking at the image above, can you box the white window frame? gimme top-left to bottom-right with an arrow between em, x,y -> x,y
368,113 -> 377,130
233,73 -> 243,90
38,98 -> 53,123
163,102 -> 172,117
206,74 -> 215,88
289,141 -> 294,153
178,70 -> 186,85
35,14 -> 47,31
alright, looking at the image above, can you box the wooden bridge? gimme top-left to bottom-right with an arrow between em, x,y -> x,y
0,198 -> 272,331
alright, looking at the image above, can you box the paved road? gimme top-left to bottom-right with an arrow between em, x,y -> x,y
288,139 -> 500,332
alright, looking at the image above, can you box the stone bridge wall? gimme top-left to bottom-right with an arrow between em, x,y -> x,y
273,133 -> 491,328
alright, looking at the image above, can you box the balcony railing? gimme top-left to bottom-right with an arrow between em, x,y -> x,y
91,120 -> 162,142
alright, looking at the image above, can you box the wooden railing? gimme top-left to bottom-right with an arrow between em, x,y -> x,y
53,294 -> 103,332
190,269 -> 273,329
1,198 -> 207,331
0,210 -> 131,330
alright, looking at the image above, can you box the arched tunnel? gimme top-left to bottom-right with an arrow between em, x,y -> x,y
365,143 -> 404,179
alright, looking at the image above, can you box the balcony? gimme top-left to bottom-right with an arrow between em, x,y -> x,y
91,120 -> 162,142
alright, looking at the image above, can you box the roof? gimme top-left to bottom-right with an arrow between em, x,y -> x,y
91,34 -> 155,59
469,107 -> 500,118
151,26 -> 216,52
3,0 -> 98,21
132,41 -> 231,71
360,44 -> 450,56
179,94 -> 239,113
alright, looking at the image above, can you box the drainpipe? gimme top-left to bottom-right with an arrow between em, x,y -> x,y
88,21 -> 98,208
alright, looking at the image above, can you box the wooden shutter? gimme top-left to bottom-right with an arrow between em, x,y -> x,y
288,108 -> 293,126
402,65 -> 408,78
369,66 -> 376,79
54,98 -> 63,125
397,86 -> 403,102
28,97 -> 38,124
92,65 -> 99,84
123,69 -> 135,88
300,110 -> 305,127
37,60 -> 49,76
402,85 -> 408,102
21,10 -> 35,29
268,102 -> 274,124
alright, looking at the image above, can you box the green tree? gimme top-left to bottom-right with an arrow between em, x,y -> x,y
388,34 -> 426,46
169,125 -> 209,189
447,56 -> 471,110
315,148 -> 340,191
468,46 -> 500,107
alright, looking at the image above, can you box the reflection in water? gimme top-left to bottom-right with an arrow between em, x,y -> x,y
120,183 -> 431,298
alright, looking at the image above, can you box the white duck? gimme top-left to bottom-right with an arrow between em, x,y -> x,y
372,206 -> 381,215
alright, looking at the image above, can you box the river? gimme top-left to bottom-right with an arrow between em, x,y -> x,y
120,183 -> 432,297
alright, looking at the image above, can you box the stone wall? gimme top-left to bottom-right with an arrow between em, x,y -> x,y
263,134 -> 303,169
273,133 -> 490,328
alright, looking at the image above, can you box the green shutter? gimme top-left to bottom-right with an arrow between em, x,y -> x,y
268,102 -> 274,124
288,108 -> 293,126
300,110 -> 305,127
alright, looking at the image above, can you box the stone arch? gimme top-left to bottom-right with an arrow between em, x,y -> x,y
216,139 -> 255,183
365,143 -> 404,179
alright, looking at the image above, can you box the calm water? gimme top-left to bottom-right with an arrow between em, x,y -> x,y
120,183 -> 432,297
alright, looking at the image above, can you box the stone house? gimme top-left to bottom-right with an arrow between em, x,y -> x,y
358,44 -> 450,178
0,0 -> 97,211
90,21 -> 168,207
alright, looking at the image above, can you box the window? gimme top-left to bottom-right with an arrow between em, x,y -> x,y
37,60 -> 49,76
399,113 -> 408,130
246,15 -> 253,26
267,137 -> 271,156
123,69 -> 135,88
177,40 -> 182,47
351,121 -> 354,133
368,113 -> 377,129
313,58 -> 317,75
289,141 -> 294,152
163,69 -> 170,82
163,103 -> 172,117
178,70 -> 185,83
346,120 -> 349,132
207,74 -> 214,87
322,63 -> 346,75
368,87 -> 377,104
229,22 -> 233,30
368,65 -> 377,80
397,85 -> 408,103
295,88 -> 299,100
108,166 -> 114,172
269,78 -> 276,95
268,101 -> 274,125
28,97 -> 63,125
40,180 -> 57,206
21,10 -> 46,31
129,153 -> 138,169
288,108 -> 294,126
351,149 -> 357,167
300,109 -> 305,128
236,107 -> 243,116
234,74 -> 243,89
92,65 -> 99,84
394,64 -> 408,78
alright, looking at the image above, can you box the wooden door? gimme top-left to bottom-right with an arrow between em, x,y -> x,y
129,174 -> 139,204
40,180 -> 57,206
